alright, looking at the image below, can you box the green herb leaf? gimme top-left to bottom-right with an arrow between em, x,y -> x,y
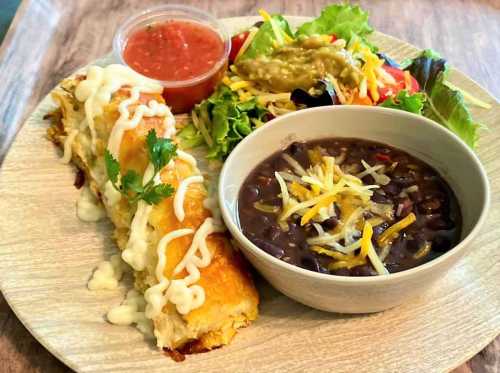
146,129 -> 177,172
141,183 -> 175,205
104,150 -> 120,185
380,90 -> 425,114
121,170 -> 143,194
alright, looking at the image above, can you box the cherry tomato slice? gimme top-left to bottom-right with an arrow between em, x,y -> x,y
330,34 -> 337,43
229,31 -> 249,63
377,65 -> 420,103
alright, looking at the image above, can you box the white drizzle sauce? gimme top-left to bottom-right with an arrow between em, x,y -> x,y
107,289 -> 153,337
176,149 -> 198,167
121,164 -> 158,271
144,229 -> 194,318
107,86 -> 175,159
74,64 -> 163,154
77,185 -> 106,222
88,254 -> 127,290
166,217 -> 224,315
103,180 -> 122,206
173,175 -> 204,222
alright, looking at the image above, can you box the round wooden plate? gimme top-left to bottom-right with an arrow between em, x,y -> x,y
0,17 -> 498,373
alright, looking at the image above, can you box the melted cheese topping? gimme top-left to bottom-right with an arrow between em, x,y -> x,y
107,289 -> 153,336
77,185 -> 106,222
173,175 -> 204,222
144,229 -> 194,318
88,254 -> 127,290
107,87 -> 175,159
75,64 -> 163,154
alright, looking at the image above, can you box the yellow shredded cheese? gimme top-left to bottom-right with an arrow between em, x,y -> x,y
378,212 -> 417,246
360,221 -> 373,258
234,27 -> 259,61
300,195 -> 337,226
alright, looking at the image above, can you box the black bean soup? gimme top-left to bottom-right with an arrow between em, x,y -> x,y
238,138 -> 462,276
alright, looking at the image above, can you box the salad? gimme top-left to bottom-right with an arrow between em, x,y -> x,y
179,4 -> 490,159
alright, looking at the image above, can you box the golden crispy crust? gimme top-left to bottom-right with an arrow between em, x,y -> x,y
46,76 -> 259,354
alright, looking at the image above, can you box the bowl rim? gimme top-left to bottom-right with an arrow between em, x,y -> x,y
112,4 -> 231,88
218,105 -> 491,284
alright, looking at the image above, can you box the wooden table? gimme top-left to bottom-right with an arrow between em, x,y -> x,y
0,0 -> 498,372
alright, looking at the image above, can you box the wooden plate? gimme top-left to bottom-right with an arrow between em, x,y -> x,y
0,17 -> 498,373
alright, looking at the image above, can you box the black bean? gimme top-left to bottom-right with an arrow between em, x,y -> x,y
418,198 -> 441,213
397,197 -> 413,217
372,191 -> 390,203
332,268 -> 351,276
383,182 -> 400,196
244,185 -> 260,202
393,174 -> 415,187
372,222 -> 389,239
350,265 -> 375,276
264,226 -> 281,241
432,235 -> 452,252
289,142 -> 306,156
300,254 -> 321,272
427,217 -> 454,231
252,238 -> 285,259
321,217 -> 338,230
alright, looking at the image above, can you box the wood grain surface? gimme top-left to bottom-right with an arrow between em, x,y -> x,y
0,1 -> 498,372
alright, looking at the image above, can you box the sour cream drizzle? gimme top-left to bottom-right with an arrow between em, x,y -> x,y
121,164 -> 159,271
173,175 -> 204,222
107,86 -> 175,159
166,217 -> 224,315
144,228 -> 194,318
74,64 -> 163,154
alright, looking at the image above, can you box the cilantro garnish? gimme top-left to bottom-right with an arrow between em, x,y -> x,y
104,129 -> 177,205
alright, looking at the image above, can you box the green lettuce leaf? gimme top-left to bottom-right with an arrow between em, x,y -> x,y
296,4 -> 373,44
177,123 -> 204,149
380,90 -> 425,114
404,50 -> 481,148
240,15 -> 293,60
190,85 -> 268,159
422,73 -> 480,148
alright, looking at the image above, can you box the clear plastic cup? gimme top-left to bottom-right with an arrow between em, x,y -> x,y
113,4 -> 230,113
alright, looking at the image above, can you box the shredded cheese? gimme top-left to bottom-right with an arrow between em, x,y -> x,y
378,212 -> 417,246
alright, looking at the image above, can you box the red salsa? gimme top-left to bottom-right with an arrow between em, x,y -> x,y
124,20 -> 224,81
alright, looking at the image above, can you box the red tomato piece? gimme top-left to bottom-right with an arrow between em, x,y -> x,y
330,34 -> 337,43
375,153 -> 392,162
377,65 -> 420,103
229,31 -> 249,63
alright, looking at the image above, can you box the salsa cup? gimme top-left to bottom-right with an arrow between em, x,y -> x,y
113,4 -> 230,113
218,106 -> 490,313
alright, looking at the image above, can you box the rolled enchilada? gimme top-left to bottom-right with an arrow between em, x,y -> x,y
46,64 -> 258,354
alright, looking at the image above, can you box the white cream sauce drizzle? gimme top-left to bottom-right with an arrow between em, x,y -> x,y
77,185 -> 106,222
173,175 -> 204,222
176,149 -> 198,168
107,87 -> 175,159
121,164 -> 158,271
144,228 -> 194,318
107,289 -> 153,337
74,64 -> 163,154
88,254 -> 127,290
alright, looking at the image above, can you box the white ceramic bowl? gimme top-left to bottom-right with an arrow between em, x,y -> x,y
218,106 -> 490,313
